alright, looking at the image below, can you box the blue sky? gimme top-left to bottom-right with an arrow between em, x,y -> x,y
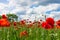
0,0 -> 9,4
0,0 -> 60,21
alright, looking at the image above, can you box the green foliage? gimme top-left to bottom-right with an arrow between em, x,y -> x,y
0,25 -> 60,40
6,14 -> 18,22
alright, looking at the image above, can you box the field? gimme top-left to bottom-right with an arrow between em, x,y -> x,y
0,14 -> 60,40
0,24 -> 60,40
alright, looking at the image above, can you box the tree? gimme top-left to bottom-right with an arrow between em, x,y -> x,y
6,14 -> 18,22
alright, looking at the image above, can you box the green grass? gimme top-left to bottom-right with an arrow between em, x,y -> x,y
0,25 -> 60,40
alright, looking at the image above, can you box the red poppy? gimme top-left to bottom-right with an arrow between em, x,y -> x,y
56,20 -> 60,26
20,20 -> 26,26
56,20 -> 60,29
20,30 -> 28,38
56,25 -> 60,29
0,19 -> 7,26
0,20 -> 2,26
42,22 -> 47,28
14,22 -> 17,26
2,14 -> 7,19
6,21 -> 10,27
46,17 -> 54,26
42,22 -> 53,29
0,18 -> 10,27
32,21 -> 36,24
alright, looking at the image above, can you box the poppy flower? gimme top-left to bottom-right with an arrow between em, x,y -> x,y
56,25 -> 60,29
42,22 -> 53,29
32,21 -> 36,24
46,17 -> 54,26
20,30 -> 28,38
0,18 -> 10,27
56,20 -> 60,26
2,14 -> 7,19
56,20 -> 60,29
6,21 -> 10,27
14,22 -> 17,26
0,20 -> 2,26
0,19 -> 7,26
20,20 -> 26,26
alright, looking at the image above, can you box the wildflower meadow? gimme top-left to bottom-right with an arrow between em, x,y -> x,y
0,14 -> 60,40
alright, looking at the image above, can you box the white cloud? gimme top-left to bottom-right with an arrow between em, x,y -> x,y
33,4 -> 60,14
0,3 -> 7,9
26,8 -> 33,15
23,4 -> 60,21
10,7 -> 25,13
0,3 -> 8,14
0,0 -> 60,21
49,11 -> 60,21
